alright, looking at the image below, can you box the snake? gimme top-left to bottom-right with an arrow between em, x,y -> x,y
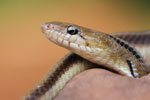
21,21 -> 150,100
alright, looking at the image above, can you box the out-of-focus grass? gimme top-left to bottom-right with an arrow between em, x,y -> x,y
0,1 -> 149,100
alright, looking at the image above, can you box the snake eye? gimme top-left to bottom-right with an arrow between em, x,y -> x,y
67,25 -> 79,35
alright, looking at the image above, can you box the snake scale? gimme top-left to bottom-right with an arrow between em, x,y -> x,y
21,21 -> 150,100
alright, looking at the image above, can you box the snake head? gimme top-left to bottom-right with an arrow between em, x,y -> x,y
41,21 -> 106,52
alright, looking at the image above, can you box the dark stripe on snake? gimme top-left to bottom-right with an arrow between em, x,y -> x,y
127,60 -> 135,78
116,34 -> 150,45
108,34 -> 144,64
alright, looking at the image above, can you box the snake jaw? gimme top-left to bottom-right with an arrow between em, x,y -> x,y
41,22 -> 97,60
41,22 -> 87,49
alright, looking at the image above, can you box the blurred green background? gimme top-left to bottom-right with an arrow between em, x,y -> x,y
0,0 -> 149,100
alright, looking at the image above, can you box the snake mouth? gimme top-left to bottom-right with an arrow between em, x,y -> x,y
43,26 -> 105,61
45,27 -> 87,51
41,22 -> 88,49
41,22 -> 105,57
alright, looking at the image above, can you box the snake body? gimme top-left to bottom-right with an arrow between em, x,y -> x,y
21,21 -> 150,100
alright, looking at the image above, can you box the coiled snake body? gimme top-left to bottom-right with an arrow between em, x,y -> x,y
22,21 -> 150,100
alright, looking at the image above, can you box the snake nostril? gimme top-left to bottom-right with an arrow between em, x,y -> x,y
41,23 -> 51,30
47,24 -> 51,29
